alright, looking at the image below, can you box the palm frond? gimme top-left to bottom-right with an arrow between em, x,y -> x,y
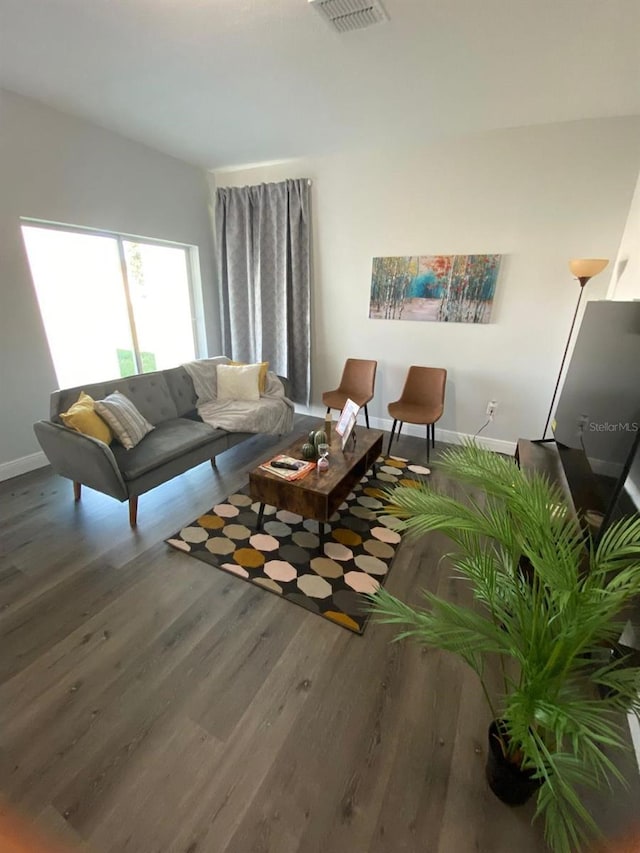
366,586 -> 510,661
367,441 -> 640,853
594,515 -> 640,571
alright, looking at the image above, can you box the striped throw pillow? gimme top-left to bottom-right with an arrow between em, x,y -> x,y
94,391 -> 154,450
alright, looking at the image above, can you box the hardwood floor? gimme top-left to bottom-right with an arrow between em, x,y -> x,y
0,416 -> 637,852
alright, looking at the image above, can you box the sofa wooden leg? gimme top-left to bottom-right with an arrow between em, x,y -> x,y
129,496 -> 138,528
210,457 -> 217,468
73,482 -> 82,502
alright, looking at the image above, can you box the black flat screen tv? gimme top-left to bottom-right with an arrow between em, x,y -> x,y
551,300 -> 640,537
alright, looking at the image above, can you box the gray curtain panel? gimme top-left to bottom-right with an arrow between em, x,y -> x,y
216,178 -> 311,405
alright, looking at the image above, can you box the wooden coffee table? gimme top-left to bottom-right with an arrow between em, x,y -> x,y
249,428 -> 384,551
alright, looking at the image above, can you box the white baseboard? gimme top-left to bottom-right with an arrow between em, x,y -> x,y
0,451 -> 49,483
296,405 -> 517,456
0,413 -> 516,485
369,417 -> 516,456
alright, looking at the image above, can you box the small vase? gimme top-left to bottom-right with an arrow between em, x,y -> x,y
485,721 -> 541,806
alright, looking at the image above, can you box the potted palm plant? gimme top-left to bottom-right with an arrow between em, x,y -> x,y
367,443 -> 640,853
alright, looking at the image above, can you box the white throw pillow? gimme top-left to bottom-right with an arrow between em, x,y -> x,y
216,363 -> 261,402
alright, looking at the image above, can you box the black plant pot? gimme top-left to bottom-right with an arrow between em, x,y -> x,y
485,721 -> 542,806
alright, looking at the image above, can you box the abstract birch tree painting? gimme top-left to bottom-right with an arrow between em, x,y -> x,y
369,254 -> 501,323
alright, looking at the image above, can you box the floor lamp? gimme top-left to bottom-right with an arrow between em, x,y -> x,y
542,258 -> 609,439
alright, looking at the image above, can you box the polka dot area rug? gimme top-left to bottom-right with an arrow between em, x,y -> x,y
166,456 -> 431,635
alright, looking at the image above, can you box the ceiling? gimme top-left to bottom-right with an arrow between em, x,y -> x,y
1,0 -> 639,170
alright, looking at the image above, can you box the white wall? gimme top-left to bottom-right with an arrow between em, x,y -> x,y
214,118 -> 640,452
0,88 -> 220,478
608,170 -> 640,300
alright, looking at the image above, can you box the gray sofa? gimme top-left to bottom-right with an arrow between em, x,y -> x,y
33,363 -> 289,526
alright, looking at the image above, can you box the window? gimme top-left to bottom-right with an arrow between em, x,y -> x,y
21,221 -> 202,387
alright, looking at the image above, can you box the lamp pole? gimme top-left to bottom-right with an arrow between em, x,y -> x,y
542,259 -> 608,440
542,284 -> 586,439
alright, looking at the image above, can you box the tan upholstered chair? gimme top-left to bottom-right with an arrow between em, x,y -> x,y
322,358 -> 377,428
387,366 -> 447,460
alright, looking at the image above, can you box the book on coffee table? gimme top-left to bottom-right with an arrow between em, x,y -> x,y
335,398 -> 360,449
335,398 -> 360,437
259,454 -> 315,481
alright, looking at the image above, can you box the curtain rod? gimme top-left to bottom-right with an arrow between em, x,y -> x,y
217,178 -> 313,191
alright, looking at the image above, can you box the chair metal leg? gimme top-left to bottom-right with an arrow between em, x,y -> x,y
364,404 -> 370,429
326,407 -> 331,415
397,421 -> 403,438
387,419 -> 398,456
431,422 -> 435,449
426,425 -> 430,463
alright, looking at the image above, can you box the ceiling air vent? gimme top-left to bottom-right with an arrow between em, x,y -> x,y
309,0 -> 389,33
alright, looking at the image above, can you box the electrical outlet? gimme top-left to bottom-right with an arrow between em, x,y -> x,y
486,400 -> 498,419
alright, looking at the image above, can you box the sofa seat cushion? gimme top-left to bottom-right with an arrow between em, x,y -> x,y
112,418 -> 223,480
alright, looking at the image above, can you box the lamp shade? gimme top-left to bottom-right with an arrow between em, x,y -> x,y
569,258 -> 609,281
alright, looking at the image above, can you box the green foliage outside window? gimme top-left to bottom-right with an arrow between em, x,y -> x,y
117,349 -> 157,376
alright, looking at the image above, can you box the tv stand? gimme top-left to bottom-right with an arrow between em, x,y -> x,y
516,439 -> 640,667
516,438 -> 605,534
516,438 -> 578,515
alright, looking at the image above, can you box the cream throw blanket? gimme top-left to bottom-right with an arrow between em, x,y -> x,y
182,358 -> 294,436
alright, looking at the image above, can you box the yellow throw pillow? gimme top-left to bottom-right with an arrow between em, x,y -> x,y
60,391 -> 113,445
229,360 -> 269,393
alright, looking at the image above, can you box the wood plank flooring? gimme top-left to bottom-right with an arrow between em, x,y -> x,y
0,416 -> 637,852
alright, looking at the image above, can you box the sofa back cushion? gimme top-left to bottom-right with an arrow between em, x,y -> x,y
163,366 -> 199,417
51,370 -> 178,426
